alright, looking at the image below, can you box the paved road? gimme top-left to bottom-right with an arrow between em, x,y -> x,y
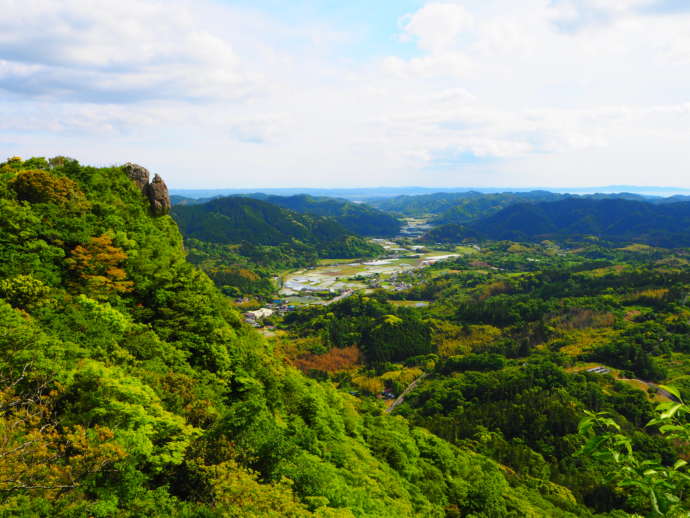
385,373 -> 428,414
325,289 -> 354,306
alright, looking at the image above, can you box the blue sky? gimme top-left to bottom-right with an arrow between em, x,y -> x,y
224,0 -> 424,56
2,0 -> 690,189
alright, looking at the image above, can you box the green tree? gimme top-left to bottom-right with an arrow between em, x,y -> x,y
576,386 -> 690,517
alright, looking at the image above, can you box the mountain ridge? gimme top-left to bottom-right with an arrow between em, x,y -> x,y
171,195 -> 384,259
424,197 -> 690,246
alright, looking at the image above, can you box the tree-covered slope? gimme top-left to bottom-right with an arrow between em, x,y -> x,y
236,194 -> 403,237
432,192 -> 568,224
172,196 -> 383,259
370,191 -> 664,223
369,192 -> 484,217
0,156 -> 591,516
369,191 -> 566,218
467,198 -> 690,246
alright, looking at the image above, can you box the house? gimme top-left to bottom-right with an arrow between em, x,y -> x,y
585,366 -> 610,374
245,308 -> 275,321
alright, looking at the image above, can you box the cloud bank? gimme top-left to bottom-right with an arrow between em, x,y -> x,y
1,0 -> 689,188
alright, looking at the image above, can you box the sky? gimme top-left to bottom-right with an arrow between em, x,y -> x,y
2,0 -> 690,189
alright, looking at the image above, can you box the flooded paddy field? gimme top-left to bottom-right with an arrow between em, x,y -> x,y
278,219 -> 471,305
280,249 -> 460,301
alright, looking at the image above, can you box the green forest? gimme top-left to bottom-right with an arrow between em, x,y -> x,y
3,157 -> 690,517
231,194 -> 402,237
171,196 -> 385,298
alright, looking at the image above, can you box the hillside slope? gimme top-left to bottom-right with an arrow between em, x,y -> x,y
473,198 -> 690,246
237,194 -> 402,237
0,156 -> 591,516
172,196 -> 383,259
369,191 -> 566,218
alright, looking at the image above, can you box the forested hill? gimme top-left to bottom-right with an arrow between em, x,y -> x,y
171,195 -> 383,259
235,193 -> 402,237
369,190 -> 663,222
369,190 -> 567,218
432,192 -> 571,225
424,198 -> 690,246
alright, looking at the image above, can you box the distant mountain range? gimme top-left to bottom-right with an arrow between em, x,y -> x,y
369,191 -> 690,220
171,196 -> 383,259
172,189 -> 690,248
369,191 -> 566,218
423,198 -> 690,247
171,185 -> 690,201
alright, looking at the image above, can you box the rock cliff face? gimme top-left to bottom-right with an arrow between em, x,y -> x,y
147,174 -> 171,215
123,163 -> 150,191
123,163 -> 171,215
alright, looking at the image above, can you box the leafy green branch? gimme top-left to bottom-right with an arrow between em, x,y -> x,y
576,386 -> 690,517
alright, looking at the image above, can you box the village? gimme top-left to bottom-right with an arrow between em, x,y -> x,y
241,218 -> 478,327
244,251 -> 464,326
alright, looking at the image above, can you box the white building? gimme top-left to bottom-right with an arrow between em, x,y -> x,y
245,308 -> 274,321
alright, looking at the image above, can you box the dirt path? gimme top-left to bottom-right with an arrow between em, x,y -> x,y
618,378 -> 679,402
385,373 -> 428,414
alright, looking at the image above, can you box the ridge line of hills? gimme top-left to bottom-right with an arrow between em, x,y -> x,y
172,193 -> 402,237
172,190 -> 690,248
423,198 -> 690,247
171,195 -> 385,259
170,185 -> 690,201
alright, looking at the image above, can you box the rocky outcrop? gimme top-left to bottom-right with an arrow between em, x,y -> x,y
123,163 -> 170,215
123,163 -> 150,192
147,174 -> 171,216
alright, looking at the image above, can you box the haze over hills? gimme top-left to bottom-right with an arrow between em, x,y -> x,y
370,191 -> 567,219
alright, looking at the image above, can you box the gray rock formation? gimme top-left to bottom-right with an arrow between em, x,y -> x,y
123,163 -> 170,215
146,174 -> 171,216
123,163 -> 150,192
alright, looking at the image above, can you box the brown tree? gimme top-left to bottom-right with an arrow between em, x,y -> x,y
9,169 -> 90,210
0,369 -> 126,503
66,234 -> 134,298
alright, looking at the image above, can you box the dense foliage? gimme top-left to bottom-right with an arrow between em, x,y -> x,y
284,294 -> 434,365
235,194 -> 403,237
0,157 -> 595,517
275,237 -> 690,516
423,199 -> 690,247
172,196 -> 387,297
172,196 -> 382,258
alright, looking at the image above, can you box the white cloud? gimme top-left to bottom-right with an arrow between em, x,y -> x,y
0,0 -> 257,102
400,3 -> 474,52
383,53 -> 473,78
2,0 -> 690,188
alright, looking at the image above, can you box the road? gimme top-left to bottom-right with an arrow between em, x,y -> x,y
385,373 -> 428,414
325,289 -> 354,306
618,378 -> 680,402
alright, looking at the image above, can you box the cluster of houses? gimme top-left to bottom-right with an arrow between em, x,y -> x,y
244,307 -> 274,327
244,299 -> 298,327
390,279 -> 412,292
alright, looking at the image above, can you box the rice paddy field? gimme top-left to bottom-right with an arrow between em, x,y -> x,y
280,248 -> 460,299
279,220 -> 471,303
